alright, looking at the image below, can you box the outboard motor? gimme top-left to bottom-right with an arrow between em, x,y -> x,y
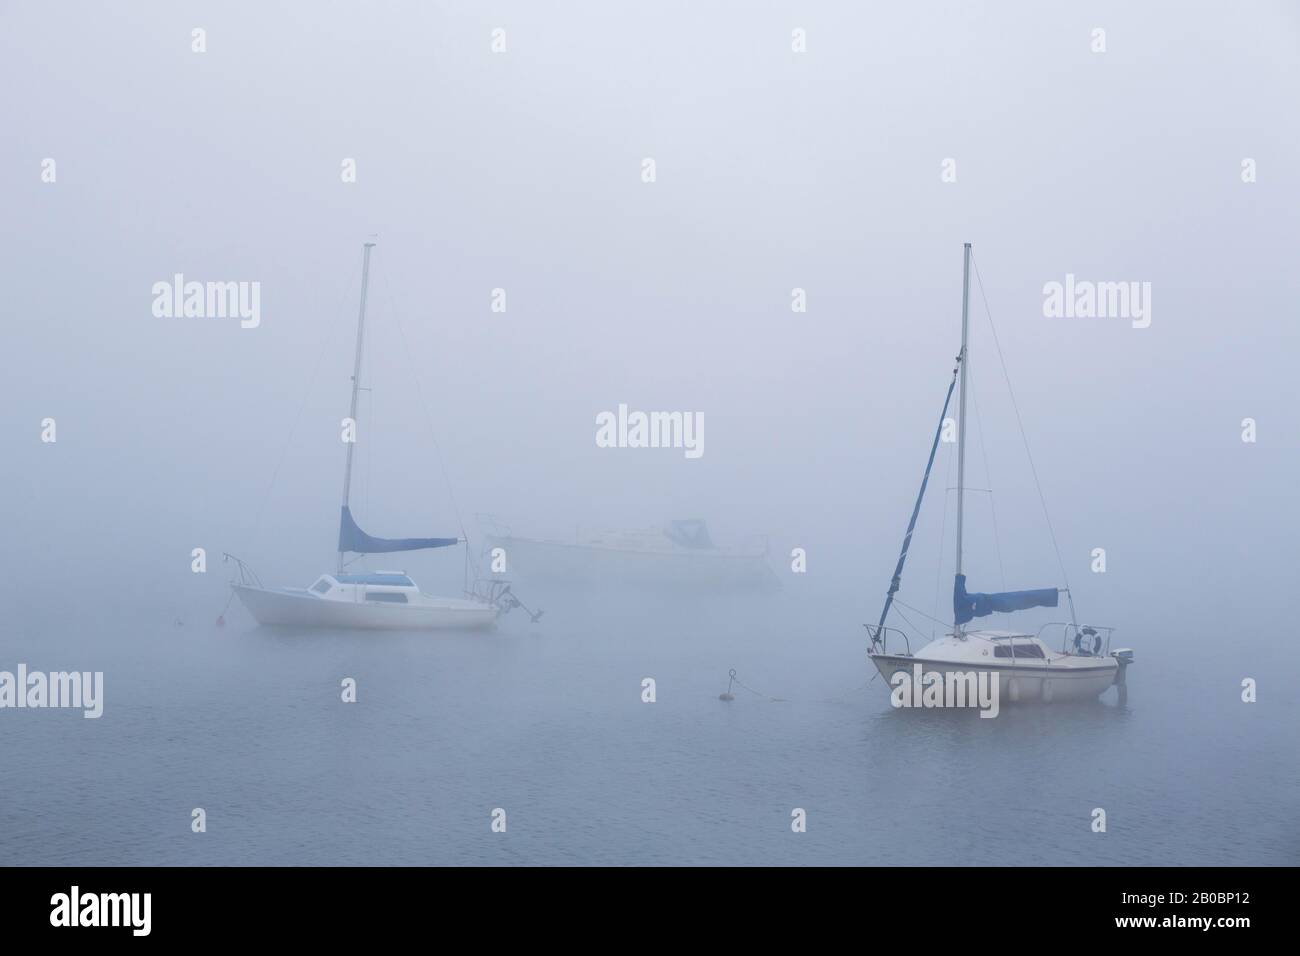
1111,648 -> 1135,703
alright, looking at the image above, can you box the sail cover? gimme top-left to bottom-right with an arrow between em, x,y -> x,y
338,506 -> 458,554
953,573 -> 1058,625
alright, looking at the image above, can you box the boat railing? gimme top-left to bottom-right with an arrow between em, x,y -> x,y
865,624 -> 911,657
1036,622 -> 1117,658
469,578 -> 544,623
222,553 -> 263,589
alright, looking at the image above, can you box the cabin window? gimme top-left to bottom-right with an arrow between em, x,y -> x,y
994,644 -> 1044,659
364,592 -> 408,604
311,580 -> 332,595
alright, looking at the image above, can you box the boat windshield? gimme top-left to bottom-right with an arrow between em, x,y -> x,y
993,644 -> 1045,659
335,573 -> 415,587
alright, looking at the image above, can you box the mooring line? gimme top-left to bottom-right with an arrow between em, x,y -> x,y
719,668 -> 873,704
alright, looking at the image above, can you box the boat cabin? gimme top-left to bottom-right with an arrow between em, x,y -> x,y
976,629 -> 1109,660
986,634 -> 1048,659
308,572 -> 418,604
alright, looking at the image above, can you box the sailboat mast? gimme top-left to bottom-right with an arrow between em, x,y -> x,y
339,240 -> 376,572
954,241 -> 971,631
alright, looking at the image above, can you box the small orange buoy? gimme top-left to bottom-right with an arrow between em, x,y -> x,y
719,692 -> 735,702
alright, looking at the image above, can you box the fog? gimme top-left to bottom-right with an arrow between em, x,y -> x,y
2,2 -> 1297,865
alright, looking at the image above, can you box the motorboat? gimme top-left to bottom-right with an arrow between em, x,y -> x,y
479,517 -> 780,591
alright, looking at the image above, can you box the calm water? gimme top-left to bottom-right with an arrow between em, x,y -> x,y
1,580 -> 1295,866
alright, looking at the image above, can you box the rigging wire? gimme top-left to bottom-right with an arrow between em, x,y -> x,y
964,362 -> 1009,629
893,597 -> 953,630
376,271 -> 482,586
970,252 -> 1074,601
245,263 -> 359,551
890,602 -> 931,643
965,363 -> 1007,594
363,297 -> 374,529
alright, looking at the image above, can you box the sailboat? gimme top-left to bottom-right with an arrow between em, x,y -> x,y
228,241 -> 502,631
866,244 -> 1133,703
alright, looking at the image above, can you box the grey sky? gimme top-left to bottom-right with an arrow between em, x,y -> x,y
2,1 -> 1296,637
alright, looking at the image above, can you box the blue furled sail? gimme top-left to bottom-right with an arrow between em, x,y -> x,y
953,573 -> 1058,626
338,506 -> 459,555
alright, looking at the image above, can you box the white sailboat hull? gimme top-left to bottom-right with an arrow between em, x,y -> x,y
233,585 -> 496,631
870,633 -> 1122,704
483,534 -> 780,591
871,654 -> 1118,703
